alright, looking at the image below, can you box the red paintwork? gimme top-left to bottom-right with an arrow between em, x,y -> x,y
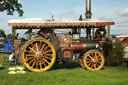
72,41 -> 84,52
59,44 -> 70,48
112,36 -> 128,43
63,50 -> 72,58
40,32 -> 48,38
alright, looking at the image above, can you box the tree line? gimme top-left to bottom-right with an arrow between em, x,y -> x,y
0,0 -> 23,41
0,29 -> 12,41
0,0 -> 23,16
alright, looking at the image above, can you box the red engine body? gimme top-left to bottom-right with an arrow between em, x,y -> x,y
58,34 -> 97,61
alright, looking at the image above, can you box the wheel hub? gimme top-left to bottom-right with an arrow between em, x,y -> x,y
92,59 -> 96,63
35,52 -> 41,58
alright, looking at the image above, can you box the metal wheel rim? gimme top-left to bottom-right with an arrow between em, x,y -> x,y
83,50 -> 104,71
22,38 -> 56,72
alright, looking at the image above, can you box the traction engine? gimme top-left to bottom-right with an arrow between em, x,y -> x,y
8,0 -> 114,72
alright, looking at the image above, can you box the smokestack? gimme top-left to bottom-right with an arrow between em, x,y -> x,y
85,0 -> 92,19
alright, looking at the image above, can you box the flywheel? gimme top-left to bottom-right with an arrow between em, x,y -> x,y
22,38 -> 56,72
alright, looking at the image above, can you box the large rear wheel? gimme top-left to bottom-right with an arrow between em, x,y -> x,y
22,38 -> 56,72
82,50 -> 104,71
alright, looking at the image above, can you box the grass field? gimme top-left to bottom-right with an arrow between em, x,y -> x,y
0,53 -> 128,85
0,53 -> 10,65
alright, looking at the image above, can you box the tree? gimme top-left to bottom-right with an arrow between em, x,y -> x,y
6,34 -> 12,40
106,39 -> 124,66
0,29 -> 6,38
0,0 -> 24,16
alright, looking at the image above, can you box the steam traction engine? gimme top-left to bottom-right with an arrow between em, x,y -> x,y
8,0 -> 115,72
8,19 -> 114,72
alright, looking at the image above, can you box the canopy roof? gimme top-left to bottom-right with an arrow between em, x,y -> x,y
8,18 -> 115,29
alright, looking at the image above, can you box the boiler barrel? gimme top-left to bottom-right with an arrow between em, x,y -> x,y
71,40 -> 97,53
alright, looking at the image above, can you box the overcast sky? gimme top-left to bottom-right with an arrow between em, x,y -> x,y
0,0 -> 128,35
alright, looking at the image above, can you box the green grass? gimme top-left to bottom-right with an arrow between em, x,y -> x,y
0,53 -> 128,85
0,53 -> 10,64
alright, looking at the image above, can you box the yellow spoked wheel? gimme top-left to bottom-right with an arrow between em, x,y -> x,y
22,38 -> 56,72
78,55 -> 85,68
83,50 -> 104,71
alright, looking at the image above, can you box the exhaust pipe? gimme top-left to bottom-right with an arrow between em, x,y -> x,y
85,0 -> 92,19
85,0 -> 92,39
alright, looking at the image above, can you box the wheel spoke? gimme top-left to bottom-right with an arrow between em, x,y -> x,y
25,50 -> 34,54
95,53 -> 98,59
95,56 -> 98,61
32,60 -> 36,67
36,43 -> 39,52
43,58 -> 50,64
43,56 -> 52,60
43,46 -> 49,52
94,64 -> 97,69
29,47 -> 36,53
25,54 -> 35,57
88,63 -> 92,67
97,62 -> 102,64
92,53 -> 95,57
86,58 -> 91,61
86,61 -> 92,64
36,59 -> 39,69
91,63 -> 94,68
40,44 -> 45,52
92,52 -> 95,57
39,60 -> 42,69
88,55 -> 96,62
26,57 -> 34,60
39,42 -> 42,51
33,44 -> 37,51
43,54 -> 53,57
43,49 -> 52,54
96,63 -> 100,67
41,59 -> 46,67
29,59 -> 35,64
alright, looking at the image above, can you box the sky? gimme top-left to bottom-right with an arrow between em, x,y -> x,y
0,0 -> 128,35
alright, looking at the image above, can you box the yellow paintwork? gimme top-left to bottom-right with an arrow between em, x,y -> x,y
78,57 -> 85,69
22,38 -> 56,72
83,50 -> 104,71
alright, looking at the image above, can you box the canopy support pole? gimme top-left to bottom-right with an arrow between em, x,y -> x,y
106,25 -> 110,38
12,27 -> 16,44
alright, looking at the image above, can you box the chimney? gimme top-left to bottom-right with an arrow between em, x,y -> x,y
85,0 -> 92,19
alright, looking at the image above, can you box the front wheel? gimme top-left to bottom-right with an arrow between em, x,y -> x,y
22,38 -> 56,72
82,50 -> 104,71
